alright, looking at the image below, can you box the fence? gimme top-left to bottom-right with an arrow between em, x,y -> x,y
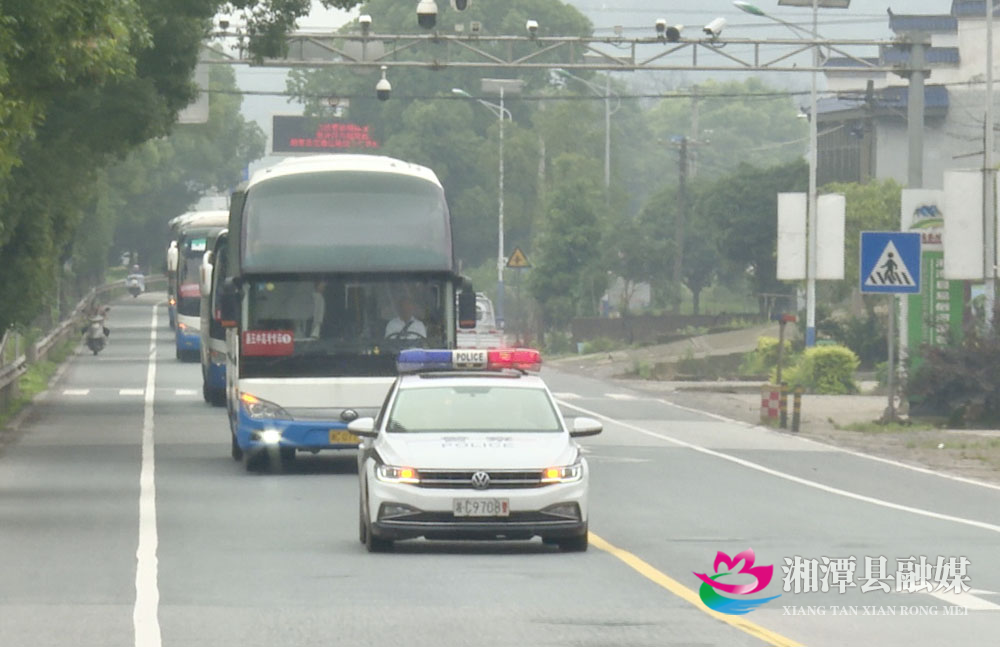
570,312 -> 762,345
0,277 -> 165,415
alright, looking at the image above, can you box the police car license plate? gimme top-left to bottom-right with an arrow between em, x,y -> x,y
453,498 -> 509,517
329,430 -> 359,444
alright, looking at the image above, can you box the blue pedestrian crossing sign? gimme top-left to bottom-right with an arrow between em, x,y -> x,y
860,232 -> 921,294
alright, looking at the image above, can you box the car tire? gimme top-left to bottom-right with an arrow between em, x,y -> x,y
175,347 -> 181,360
557,530 -> 589,553
364,496 -> 392,553
359,499 -> 368,544
202,380 -> 211,403
279,446 -> 296,462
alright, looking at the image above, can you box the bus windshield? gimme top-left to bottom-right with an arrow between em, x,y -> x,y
241,276 -> 449,377
242,172 -> 452,274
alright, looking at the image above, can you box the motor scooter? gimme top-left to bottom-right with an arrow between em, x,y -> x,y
83,308 -> 110,355
126,271 -> 144,298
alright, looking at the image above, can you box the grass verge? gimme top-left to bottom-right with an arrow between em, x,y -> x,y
0,339 -> 77,430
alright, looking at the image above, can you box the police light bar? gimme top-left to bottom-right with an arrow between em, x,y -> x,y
398,348 -> 542,373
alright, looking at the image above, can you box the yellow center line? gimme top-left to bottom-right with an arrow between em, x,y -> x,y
589,532 -> 803,647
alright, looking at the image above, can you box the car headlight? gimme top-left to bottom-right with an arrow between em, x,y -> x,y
376,464 -> 420,484
239,392 -> 290,420
541,461 -> 583,483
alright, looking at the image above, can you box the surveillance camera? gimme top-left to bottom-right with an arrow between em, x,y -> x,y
470,20 -> 482,34
451,0 -> 469,10
359,14 -> 372,35
416,0 -> 438,30
526,19 -> 539,36
703,17 -> 726,38
666,24 -> 683,42
655,19 -> 666,34
218,19 -> 230,30
376,66 -> 391,101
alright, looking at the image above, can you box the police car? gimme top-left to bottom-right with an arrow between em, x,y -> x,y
349,348 -> 601,552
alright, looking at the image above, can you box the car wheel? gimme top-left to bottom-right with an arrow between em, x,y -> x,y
557,531 -> 589,553
202,380 -> 211,403
175,347 -> 181,360
364,499 -> 392,553
359,498 -> 368,544
279,446 -> 296,462
210,387 -> 227,407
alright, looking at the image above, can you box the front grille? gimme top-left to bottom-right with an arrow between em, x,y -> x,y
417,469 -> 545,489
380,511 -> 571,524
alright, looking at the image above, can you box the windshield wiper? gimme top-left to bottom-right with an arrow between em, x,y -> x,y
387,420 -> 408,433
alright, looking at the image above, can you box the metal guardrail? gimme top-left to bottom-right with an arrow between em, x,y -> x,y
0,277 -> 166,414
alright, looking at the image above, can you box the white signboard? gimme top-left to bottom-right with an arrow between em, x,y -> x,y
942,170 -> 984,279
777,192 -> 806,280
817,193 -> 846,280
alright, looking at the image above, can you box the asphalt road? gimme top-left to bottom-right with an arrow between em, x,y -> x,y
2,293 -> 1000,646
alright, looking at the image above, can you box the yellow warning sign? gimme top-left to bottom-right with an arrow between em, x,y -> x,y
506,247 -> 531,269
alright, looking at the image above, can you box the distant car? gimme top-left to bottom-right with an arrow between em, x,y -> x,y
456,293 -> 504,348
351,348 -> 601,553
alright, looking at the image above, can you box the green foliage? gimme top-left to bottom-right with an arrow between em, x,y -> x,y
527,154 -> 608,329
908,330 -> 1000,426
699,159 -> 809,298
646,78 -> 808,179
818,311 -> 888,368
782,345 -> 860,394
740,336 -> 795,377
543,330 -> 574,356
581,338 -> 621,354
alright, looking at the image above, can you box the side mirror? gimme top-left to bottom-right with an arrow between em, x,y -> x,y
348,417 -> 377,438
458,286 -> 476,329
569,417 -> 603,438
219,277 -> 240,327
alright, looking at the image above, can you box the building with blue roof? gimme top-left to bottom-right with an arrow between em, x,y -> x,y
818,0 -> 1000,188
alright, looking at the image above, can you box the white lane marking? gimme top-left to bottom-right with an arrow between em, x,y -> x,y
120,388 -> 145,396
556,399 -> 1000,537
605,393 -> 638,401
552,392 -> 581,400
134,305 -> 161,647
654,397 -> 1000,494
62,389 -> 90,396
174,389 -> 198,396
926,589 -> 1000,611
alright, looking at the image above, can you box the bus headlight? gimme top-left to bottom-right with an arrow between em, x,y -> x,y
239,392 -> 290,420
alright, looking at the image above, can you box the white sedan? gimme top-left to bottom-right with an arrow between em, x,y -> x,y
350,349 -> 602,552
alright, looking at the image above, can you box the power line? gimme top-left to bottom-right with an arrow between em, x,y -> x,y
205,87 -> 831,101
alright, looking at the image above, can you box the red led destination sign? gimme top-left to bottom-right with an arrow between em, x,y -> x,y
272,116 -> 379,153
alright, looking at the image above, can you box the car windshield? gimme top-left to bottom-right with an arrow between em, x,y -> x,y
387,385 -> 561,433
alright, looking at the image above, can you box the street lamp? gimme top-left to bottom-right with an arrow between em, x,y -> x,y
735,0 -> 850,347
554,68 -> 621,192
452,84 -> 516,329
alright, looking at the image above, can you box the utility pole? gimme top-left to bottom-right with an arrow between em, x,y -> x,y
985,0 -> 996,332
672,136 -> 688,313
904,34 -> 928,189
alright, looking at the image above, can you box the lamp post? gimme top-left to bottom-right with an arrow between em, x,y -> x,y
735,0 -> 849,347
452,84 -> 516,329
554,68 -> 621,192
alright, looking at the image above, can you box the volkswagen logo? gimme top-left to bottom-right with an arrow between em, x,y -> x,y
470,471 -> 491,490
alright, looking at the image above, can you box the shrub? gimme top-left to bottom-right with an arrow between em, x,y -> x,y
908,332 -> 1000,426
581,337 -> 621,354
544,331 -> 574,355
740,336 -> 795,376
781,345 -> 859,394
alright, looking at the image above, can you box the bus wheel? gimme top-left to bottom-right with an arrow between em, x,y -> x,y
230,432 -> 243,461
